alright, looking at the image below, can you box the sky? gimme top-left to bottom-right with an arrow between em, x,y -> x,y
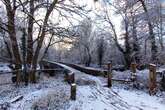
79,0 -> 122,36
0,0 -> 123,49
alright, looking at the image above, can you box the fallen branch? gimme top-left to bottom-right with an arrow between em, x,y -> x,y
10,95 -> 23,103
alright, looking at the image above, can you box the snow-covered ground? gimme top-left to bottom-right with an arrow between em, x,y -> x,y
0,63 -> 165,110
0,63 -> 11,73
0,74 -> 71,110
69,85 -> 165,110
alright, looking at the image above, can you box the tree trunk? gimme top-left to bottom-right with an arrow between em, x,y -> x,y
40,33 -> 54,61
107,13 -> 131,68
124,16 -> 132,69
84,45 -> 91,66
97,38 -> 105,68
27,0 -> 34,64
159,3 -> 164,50
5,2 -> 22,85
132,16 -> 140,63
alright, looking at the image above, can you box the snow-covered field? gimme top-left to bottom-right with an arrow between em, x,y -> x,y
0,64 -> 165,110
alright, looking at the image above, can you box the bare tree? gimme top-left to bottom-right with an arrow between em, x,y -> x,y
138,0 -> 158,63
74,18 -> 93,66
0,0 -> 89,84
100,0 -> 133,68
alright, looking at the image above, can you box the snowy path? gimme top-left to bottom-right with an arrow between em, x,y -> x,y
114,88 -> 165,110
68,83 -> 165,110
55,62 -> 165,110
0,62 -> 165,110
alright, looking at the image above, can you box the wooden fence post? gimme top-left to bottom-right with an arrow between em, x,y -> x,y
65,72 -> 75,84
16,65 -> 22,86
70,73 -> 75,84
149,64 -> 157,95
70,83 -> 76,100
107,62 -> 112,88
130,63 -> 137,81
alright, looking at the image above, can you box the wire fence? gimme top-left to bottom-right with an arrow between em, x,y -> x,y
0,68 -> 65,86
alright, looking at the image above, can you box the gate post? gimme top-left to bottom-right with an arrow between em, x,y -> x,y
149,64 -> 157,95
130,63 -> 137,81
107,62 -> 112,88
70,83 -> 76,100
